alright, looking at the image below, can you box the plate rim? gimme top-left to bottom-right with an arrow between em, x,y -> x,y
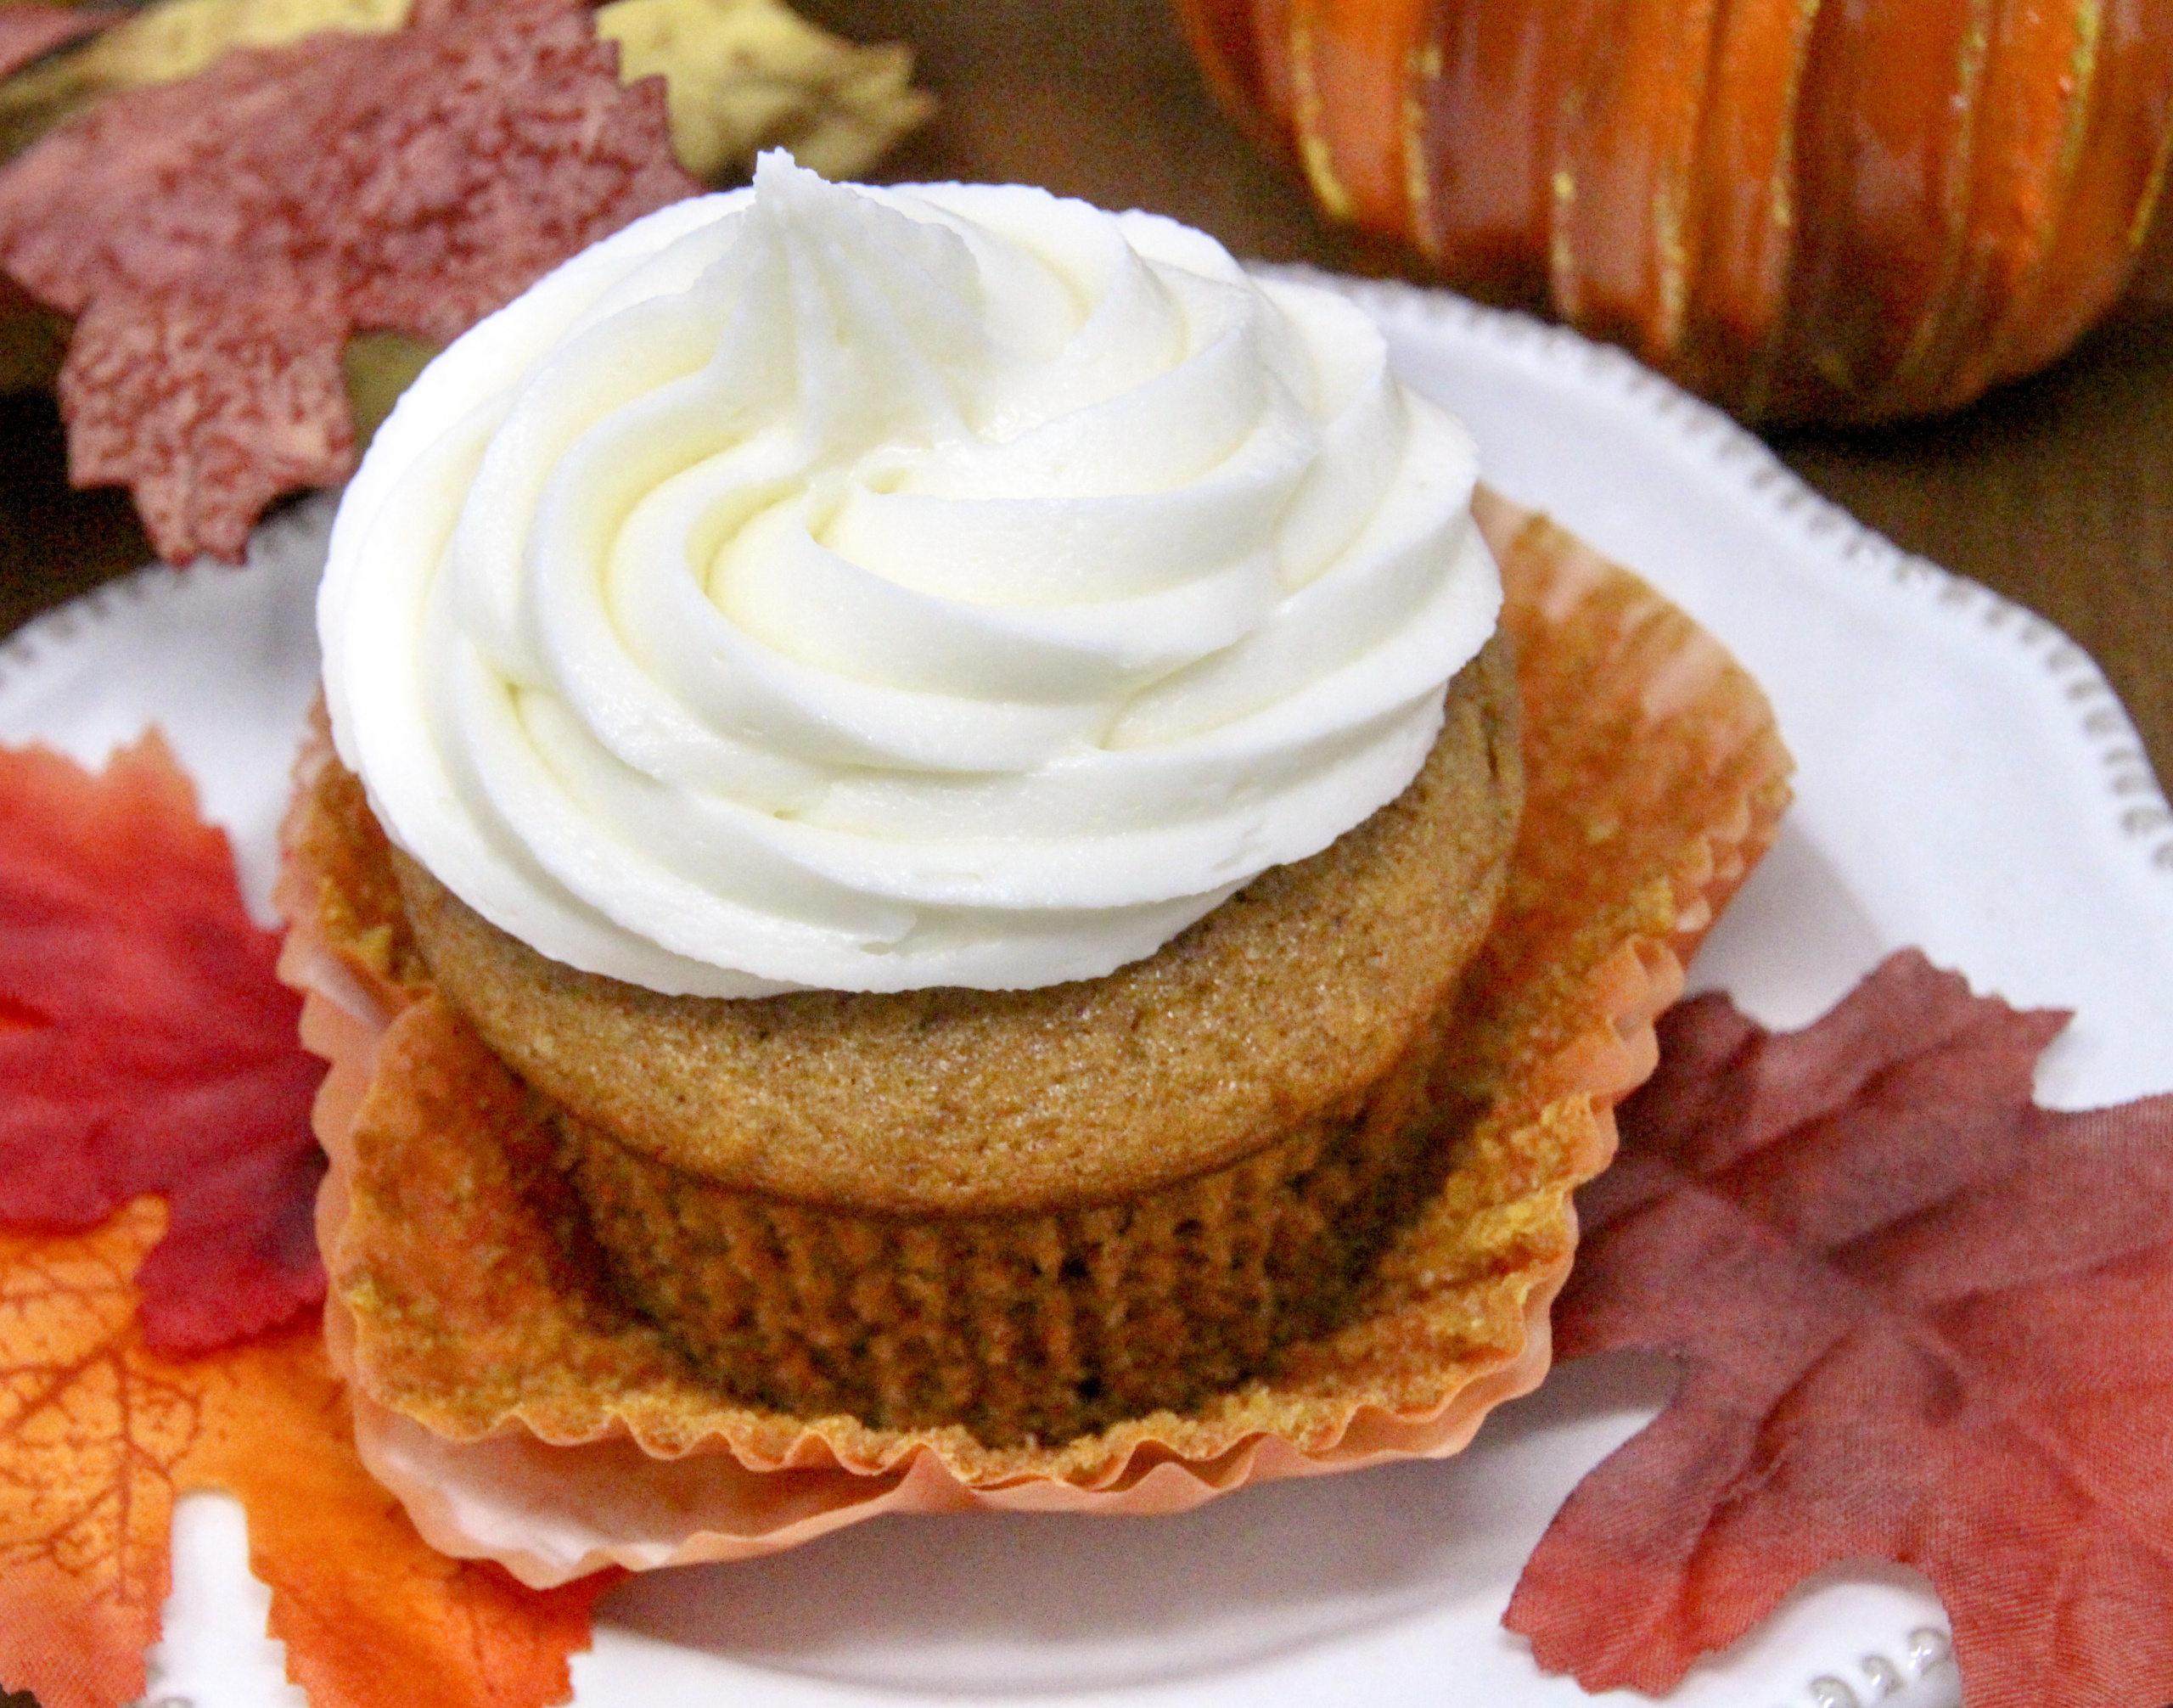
1272,266 -> 2173,888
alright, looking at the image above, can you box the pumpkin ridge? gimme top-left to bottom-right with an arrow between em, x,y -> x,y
1890,0 -> 2093,411
1677,0 -> 1809,408
1541,0 -> 1609,330
1872,0 -> 1994,413
1962,0 -> 2102,400
1286,0 -> 1432,235
1707,0 -> 1823,420
1985,0 -> 2173,390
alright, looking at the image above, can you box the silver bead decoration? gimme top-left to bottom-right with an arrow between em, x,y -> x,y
1907,1626 -> 1956,1676
1788,1624 -> 1960,1708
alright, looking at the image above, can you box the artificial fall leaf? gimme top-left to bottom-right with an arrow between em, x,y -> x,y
0,733 -> 325,1352
596,0 -> 935,181
0,1197 -> 620,1708
33,0 -> 413,87
0,2 -> 408,407
1506,949 -> 2173,1708
0,0 -> 700,564
0,0 -> 410,166
0,8 -> 104,87
0,0 -> 930,175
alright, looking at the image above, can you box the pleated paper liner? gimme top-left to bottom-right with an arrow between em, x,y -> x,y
277,488 -> 1793,1588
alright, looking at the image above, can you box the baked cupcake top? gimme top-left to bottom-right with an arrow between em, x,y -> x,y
381,633 -> 1520,1208
319,154 -> 1500,997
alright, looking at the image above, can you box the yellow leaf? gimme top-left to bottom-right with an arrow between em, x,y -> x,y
597,0 -> 934,181
66,0 -> 412,86
342,330 -> 438,452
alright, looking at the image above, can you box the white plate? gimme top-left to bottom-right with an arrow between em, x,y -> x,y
4,278 -> 2170,1708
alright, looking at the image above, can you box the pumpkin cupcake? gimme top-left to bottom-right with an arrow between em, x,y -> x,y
284,484 -> 1788,1585
289,160 -> 1789,1576
306,153 -> 1519,1447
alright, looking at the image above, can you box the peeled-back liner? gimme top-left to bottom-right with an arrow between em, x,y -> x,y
278,490 -> 1793,1588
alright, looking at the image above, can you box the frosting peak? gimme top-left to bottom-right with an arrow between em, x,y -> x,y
713,155 -> 992,459
321,158 -> 1501,996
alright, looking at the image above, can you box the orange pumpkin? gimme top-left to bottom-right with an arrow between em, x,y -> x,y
1176,0 -> 2173,422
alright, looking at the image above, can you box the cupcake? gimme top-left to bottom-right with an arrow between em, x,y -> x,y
287,158 -> 1792,1582
306,152 -> 1519,1447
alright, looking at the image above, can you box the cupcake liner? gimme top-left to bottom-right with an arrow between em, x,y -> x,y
278,488 -> 1792,1588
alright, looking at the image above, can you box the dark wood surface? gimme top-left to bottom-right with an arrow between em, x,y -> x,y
4,0 -> 2169,792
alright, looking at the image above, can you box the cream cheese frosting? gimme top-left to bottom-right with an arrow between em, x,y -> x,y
318,154 -> 1501,996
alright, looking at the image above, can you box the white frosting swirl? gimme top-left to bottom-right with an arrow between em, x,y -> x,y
319,155 -> 1500,996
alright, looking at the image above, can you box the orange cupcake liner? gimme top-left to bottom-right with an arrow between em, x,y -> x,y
277,487 -> 1793,1588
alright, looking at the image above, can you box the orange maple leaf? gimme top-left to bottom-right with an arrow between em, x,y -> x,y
0,1198 -> 619,1708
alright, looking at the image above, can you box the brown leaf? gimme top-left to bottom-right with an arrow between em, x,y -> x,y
1507,949 -> 2173,1707
0,0 -> 699,562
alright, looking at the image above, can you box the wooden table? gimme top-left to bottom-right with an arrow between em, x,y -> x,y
5,0 -> 2170,797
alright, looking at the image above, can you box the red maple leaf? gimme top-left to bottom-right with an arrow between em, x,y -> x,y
0,7 -> 106,83
0,733 -> 326,1352
0,0 -> 699,564
1507,949 -> 2173,1707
